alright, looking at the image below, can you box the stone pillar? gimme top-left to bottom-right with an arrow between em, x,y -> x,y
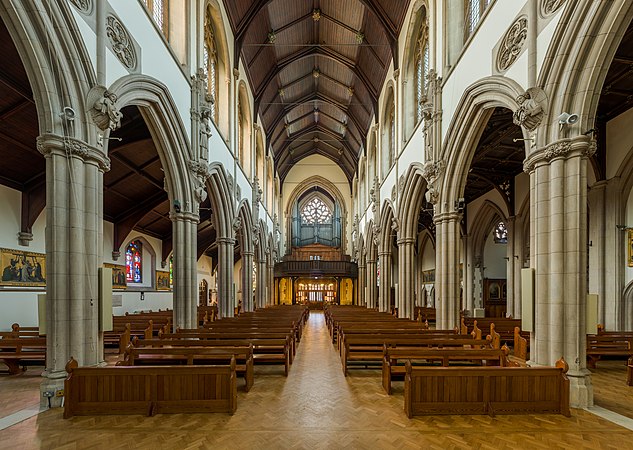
171,212 -> 199,329
397,238 -> 415,319
524,137 -> 594,407
603,178 -> 624,330
37,134 -> 108,403
216,237 -> 235,318
257,259 -> 267,308
463,234 -> 474,314
505,216 -> 517,319
434,212 -> 462,330
241,251 -> 254,312
357,261 -> 366,307
378,251 -> 391,312
267,260 -> 274,306
366,259 -> 377,308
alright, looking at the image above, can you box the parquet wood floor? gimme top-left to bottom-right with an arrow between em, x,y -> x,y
591,359 -> 633,420
1,313 -> 632,449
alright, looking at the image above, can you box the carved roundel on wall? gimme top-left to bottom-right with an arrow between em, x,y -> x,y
106,15 -> 137,70
69,0 -> 92,14
541,0 -> 566,17
497,17 -> 528,72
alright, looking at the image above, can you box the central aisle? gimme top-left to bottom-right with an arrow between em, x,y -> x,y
2,311 -> 631,449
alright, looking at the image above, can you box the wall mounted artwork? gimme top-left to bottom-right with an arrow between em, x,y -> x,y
0,248 -> 46,287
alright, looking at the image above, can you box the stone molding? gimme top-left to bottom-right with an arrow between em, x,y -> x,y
169,211 -> 200,222
433,211 -> 462,225
497,17 -> 528,72
396,237 -> 416,246
37,134 -> 110,172
523,137 -> 597,173
217,237 -> 236,245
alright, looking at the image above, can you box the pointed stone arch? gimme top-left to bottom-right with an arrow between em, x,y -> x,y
397,163 -> 428,240
439,76 -> 525,212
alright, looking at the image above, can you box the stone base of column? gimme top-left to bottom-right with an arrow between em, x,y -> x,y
40,371 -> 66,408
568,369 -> 594,408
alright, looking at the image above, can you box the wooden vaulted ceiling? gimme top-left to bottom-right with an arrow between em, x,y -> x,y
223,0 -> 410,182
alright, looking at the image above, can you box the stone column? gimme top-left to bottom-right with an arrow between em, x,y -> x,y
257,259 -> 267,308
366,259 -> 377,308
37,134 -> 108,402
171,212 -> 199,329
357,261 -> 366,307
241,251 -> 254,312
434,212 -> 462,330
462,234 -> 474,314
378,251 -> 391,312
603,178 -> 624,330
397,238 -> 415,319
267,260 -> 274,306
524,137 -> 594,407
505,216 -> 517,318
216,237 -> 235,318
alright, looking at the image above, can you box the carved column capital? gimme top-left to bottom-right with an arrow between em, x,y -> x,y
37,134 -> 111,172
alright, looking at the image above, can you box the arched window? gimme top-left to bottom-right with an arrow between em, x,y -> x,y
237,97 -> 243,160
493,221 -> 508,244
126,240 -> 143,283
465,0 -> 491,38
301,197 -> 333,225
203,12 -> 218,122
389,105 -> 396,165
143,0 -> 168,36
415,23 -> 430,124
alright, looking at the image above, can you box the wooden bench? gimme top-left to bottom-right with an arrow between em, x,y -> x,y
586,334 -> 633,368
382,345 -> 514,394
0,337 -> 46,374
514,326 -> 529,361
341,334 -> 494,376
404,357 -> 571,418
119,344 -> 254,392
137,336 -> 291,376
0,323 -> 41,338
63,357 -> 237,418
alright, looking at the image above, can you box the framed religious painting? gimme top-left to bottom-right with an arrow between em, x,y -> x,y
0,248 -> 46,287
104,263 -> 127,289
156,271 -> 171,290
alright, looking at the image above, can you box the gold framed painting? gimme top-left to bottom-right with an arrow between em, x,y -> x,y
629,229 -> 633,267
0,248 -> 46,287
104,263 -> 127,289
156,271 -> 171,291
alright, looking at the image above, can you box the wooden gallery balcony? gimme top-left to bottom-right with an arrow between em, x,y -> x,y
274,260 -> 358,278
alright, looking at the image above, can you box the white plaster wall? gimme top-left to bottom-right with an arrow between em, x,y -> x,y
606,107 -> 633,179
483,229 -> 507,278
421,241 -> 435,271
281,155 -> 352,255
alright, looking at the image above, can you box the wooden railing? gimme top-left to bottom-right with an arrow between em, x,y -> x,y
274,260 -> 357,277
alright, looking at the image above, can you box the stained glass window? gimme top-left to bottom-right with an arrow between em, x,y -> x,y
126,240 -> 142,283
143,0 -> 168,36
415,23 -> 430,124
493,221 -> 508,244
301,198 -> 332,225
465,0 -> 491,38
203,11 -> 217,122
169,255 -> 173,287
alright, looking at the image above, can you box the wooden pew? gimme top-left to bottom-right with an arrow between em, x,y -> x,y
118,344 -> 254,392
382,345 -> 514,394
138,335 -> 291,376
340,334 -> 494,376
627,356 -> 633,386
404,357 -> 571,418
0,337 -> 46,374
586,334 -> 633,368
514,326 -> 528,361
63,357 -> 237,418
0,323 -> 41,338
